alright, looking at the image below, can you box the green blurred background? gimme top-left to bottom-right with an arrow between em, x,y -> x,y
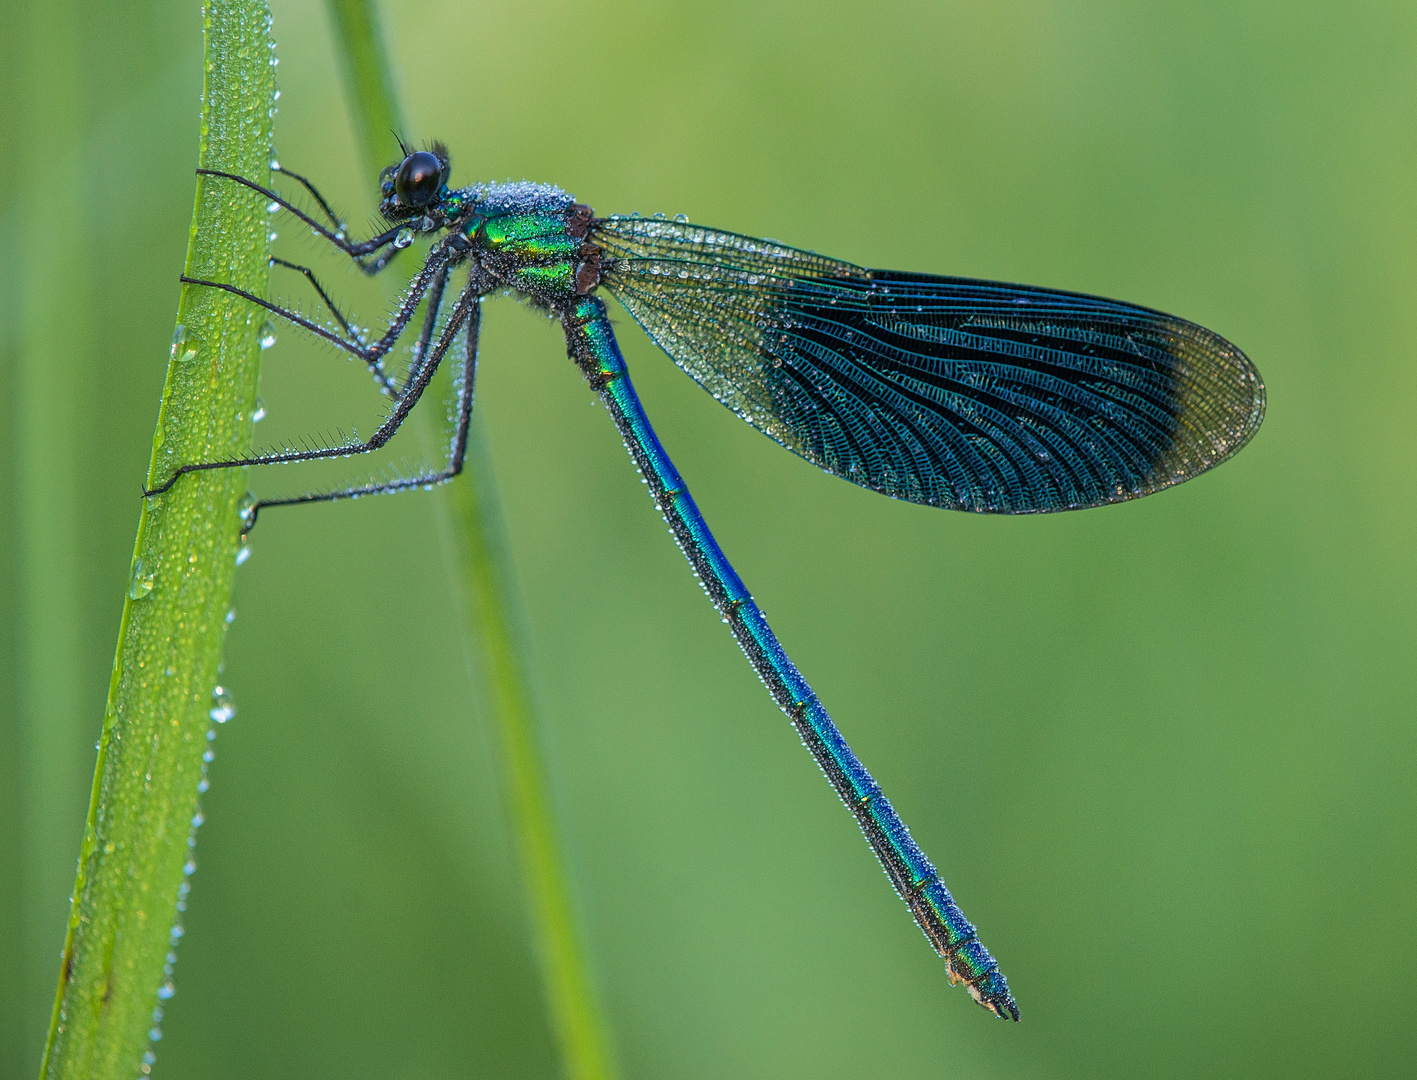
3,0 -> 1415,1077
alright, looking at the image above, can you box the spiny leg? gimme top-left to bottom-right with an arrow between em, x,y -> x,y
145,276 -> 478,498
271,163 -> 409,276
398,263 -> 449,398
268,256 -> 395,397
197,167 -> 404,274
265,255 -> 439,400
269,164 -> 346,236
179,243 -> 452,379
243,293 -> 483,530
269,257 -> 362,342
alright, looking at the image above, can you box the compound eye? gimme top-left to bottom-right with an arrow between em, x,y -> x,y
394,151 -> 443,207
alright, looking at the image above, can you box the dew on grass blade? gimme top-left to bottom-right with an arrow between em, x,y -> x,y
209,686 -> 235,724
169,324 -> 198,364
128,559 -> 155,600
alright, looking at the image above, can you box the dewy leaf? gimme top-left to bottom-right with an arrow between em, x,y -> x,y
38,2 -> 274,1077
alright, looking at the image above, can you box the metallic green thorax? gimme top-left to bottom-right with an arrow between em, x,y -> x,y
426,183 -> 608,308
471,211 -> 581,299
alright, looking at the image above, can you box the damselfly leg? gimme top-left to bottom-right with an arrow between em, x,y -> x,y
266,257 -> 405,398
199,166 -> 406,274
149,186 -> 483,520
242,295 -> 481,529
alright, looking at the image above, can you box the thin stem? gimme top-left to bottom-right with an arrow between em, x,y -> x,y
37,3 -> 274,1078
323,4 -> 619,1078
323,0 -> 405,172
449,428 -> 620,1080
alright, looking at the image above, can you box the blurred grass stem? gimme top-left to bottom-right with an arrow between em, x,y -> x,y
324,3 -> 619,1078
16,0 -> 87,1073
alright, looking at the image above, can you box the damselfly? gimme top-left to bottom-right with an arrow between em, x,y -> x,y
152,144 -> 1266,1021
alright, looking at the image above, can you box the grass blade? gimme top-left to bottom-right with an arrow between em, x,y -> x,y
324,0 -> 406,172
446,432 -> 620,1080
38,2 -> 275,1076
324,4 -> 619,1077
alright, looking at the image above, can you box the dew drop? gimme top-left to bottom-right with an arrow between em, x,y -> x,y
157,982 -> 175,1000
128,560 -> 155,600
224,608 -> 236,625
268,150 -> 281,172
235,545 -> 251,566
170,325 -> 198,364
252,398 -> 266,422
238,493 -> 257,532
259,321 -> 276,350
267,200 -> 280,214
394,227 -> 415,249
209,687 -> 235,724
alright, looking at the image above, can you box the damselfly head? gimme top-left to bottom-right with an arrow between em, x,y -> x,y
378,141 -> 451,225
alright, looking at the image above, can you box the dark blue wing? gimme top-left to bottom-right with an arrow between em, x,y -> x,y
593,215 -> 1264,513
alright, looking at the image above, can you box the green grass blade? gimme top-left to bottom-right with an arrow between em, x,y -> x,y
37,3 -> 275,1077
446,433 -> 621,1080
324,4 -> 619,1077
324,0 -> 406,170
